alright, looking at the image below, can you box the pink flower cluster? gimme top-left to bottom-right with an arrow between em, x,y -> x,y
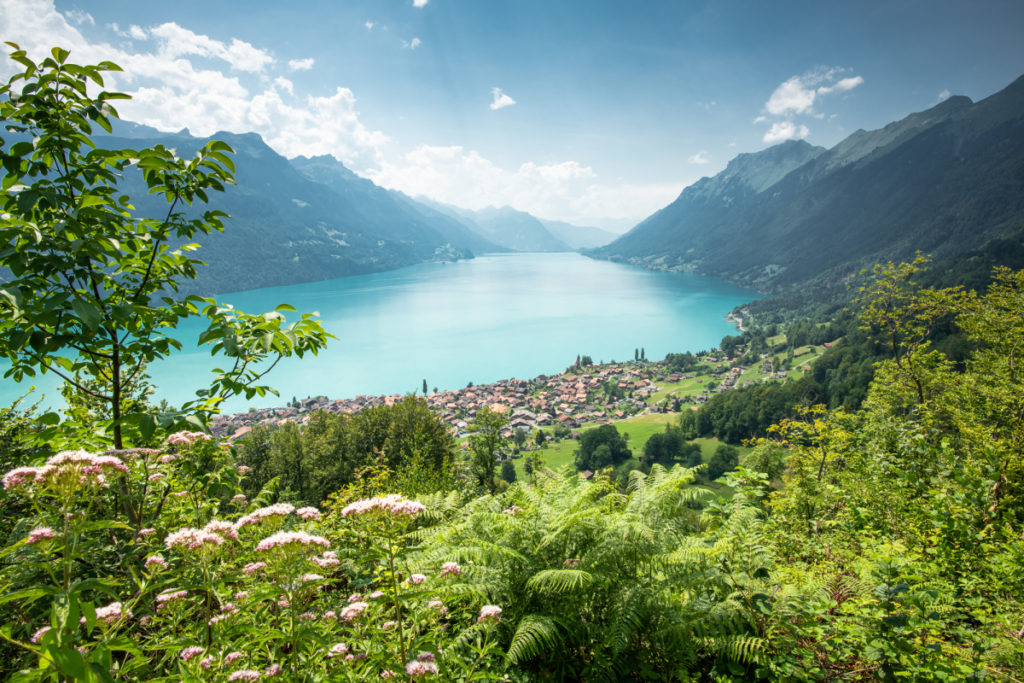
408,573 -> 426,585
227,670 -> 260,682
439,562 -> 461,577
478,605 -> 502,623
235,503 -> 295,530
312,551 -> 339,568
224,652 -> 244,665
156,590 -> 188,604
296,506 -> 321,520
340,601 -> 368,622
102,448 -> 160,461
243,561 -> 268,576
166,430 -> 212,446
203,520 -> 239,542
340,494 -> 426,518
502,505 -> 523,515
255,530 -> 330,552
144,555 -> 168,570
327,642 -> 349,658
30,626 -> 51,644
265,664 -> 282,677
165,527 -> 225,551
180,646 -> 205,661
95,601 -> 130,624
26,526 -> 56,544
406,659 -> 439,676
3,450 -> 129,491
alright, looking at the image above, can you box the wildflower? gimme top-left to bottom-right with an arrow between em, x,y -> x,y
299,611 -> 316,621
340,494 -> 426,518
156,590 -> 188,604
234,591 -> 249,601
157,454 -> 178,464
227,670 -> 260,682
166,430 -> 212,446
237,465 -> 252,475
26,526 -> 57,544
382,620 -> 397,630
406,660 -> 439,676
502,505 -> 522,515
235,503 -> 296,530
169,491 -> 188,498
231,493 -> 247,504
313,552 -> 339,568
408,573 -> 426,585
439,561 -> 461,577
327,642 -> 349,658
165,527 -> 225,551
224,652 -> 244,665
340,601 -> 368,622
243,561 -> 268,576
95,601 -> 129,624
427,599 -> 447,616
369,590 -> 385,598
264,664 -> 282,677
477,605 -> 502,623
200,656 -> 216,670
3,466 -> 41,489
323,610 -> 337,619
255,530 -> 330,552
563,558 -> 580,569
103,447 -> 160,461
277,598 -> 289,608
147,473 -> 165,482
300,573 -> 324,584
180,646 -> 205,661
347,593 -> 362,603
203,519 -> 239,542
381,671 -> 398,679
296,506 -> 321,520
417,652 -> 436,662
137,527 -> 157,537
30,626 -> 51,643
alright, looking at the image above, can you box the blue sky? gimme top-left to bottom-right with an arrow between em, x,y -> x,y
2,0 -> 1023,230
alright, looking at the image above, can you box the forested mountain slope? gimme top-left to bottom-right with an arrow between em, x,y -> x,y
591,74 -> 1024,295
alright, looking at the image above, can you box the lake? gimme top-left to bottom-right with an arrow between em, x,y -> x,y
1,253 -> 758,412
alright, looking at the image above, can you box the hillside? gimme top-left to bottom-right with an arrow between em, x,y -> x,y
418,200 -> 573,253
590,74 -> 1024,298
95,124 -> 497,295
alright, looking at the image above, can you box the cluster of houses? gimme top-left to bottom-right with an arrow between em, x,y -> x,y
211,363 -> 663,441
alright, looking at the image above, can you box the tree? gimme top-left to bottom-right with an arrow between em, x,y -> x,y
0,45 -> 331,448
574,424 -> 630,471
706,444 -> 739,480
534,428 -> 546,448
635,348 -> 639,362
423,378 -> 428,395
500,460 -> 517,484
470,407 -> 508,493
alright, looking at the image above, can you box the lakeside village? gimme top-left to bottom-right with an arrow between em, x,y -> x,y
211,339 -> 810,445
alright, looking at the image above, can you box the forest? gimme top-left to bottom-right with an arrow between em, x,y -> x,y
2,48 -> 1024,682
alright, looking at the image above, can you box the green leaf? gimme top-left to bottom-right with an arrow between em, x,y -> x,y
71,299 -> 102,331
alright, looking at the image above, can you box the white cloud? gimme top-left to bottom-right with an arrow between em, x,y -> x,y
274,76 -> 294,95
402,37 -> 421,50
128,24 -> 147,40
413,0 -> 429,7
938,89 -> 950,101
65,8 -> 93,25
368,144 -> 679,228
148,22 -> 274,72
288,57 -> 314,71
758,67 -> 862,143
489,87 -> 516,110
763,121 -> 810,143
365,20 -> 375,30
817,75 -> 864,95
688,151 -> 710,165
766,76 -> 817,116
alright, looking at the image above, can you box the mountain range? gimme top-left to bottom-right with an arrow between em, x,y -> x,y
589,74 -> 1024,300
95,121 -> 608,295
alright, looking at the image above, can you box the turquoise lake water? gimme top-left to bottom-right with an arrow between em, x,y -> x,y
1,253 -> 758,412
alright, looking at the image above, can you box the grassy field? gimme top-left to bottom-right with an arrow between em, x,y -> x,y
515,411 -> 751,478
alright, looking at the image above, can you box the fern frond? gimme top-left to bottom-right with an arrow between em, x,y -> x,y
525,568 -> 594,595
507,614 -> 563,665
